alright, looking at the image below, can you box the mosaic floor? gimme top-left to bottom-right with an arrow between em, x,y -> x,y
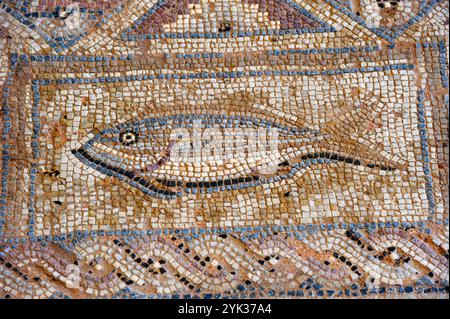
0,0 -> 448,299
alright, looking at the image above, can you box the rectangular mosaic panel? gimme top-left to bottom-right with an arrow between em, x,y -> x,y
0,0 -> 448,299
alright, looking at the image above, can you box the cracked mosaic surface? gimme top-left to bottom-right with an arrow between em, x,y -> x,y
0,0 -> 448,299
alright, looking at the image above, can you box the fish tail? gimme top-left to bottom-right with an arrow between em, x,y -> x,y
322,91 -> 383,137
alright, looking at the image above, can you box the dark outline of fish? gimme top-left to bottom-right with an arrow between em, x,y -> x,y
71,97 -> 406,199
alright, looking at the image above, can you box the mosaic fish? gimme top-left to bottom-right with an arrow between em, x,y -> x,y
72,95 -> 405,199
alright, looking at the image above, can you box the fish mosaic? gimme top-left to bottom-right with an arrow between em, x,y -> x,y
0,0 -> 448,300
72,94 -> 405,199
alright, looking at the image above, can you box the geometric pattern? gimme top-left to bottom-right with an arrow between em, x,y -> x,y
0,0 -> 448,299
123,0 -> 335,39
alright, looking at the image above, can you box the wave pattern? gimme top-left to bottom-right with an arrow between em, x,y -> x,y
1,223 -> 448,298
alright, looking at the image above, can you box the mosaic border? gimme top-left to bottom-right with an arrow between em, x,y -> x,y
0,43 -> 447,245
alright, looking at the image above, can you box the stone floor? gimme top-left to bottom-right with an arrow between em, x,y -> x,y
0,0 -> 448,299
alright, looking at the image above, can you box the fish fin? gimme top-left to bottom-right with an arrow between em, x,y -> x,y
251,103 -> 308,128
218,91 -> 309,128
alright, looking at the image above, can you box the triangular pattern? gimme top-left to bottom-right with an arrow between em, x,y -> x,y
123,0 -> 335,39
328,0 -> 445,41
0,0 -> 122,52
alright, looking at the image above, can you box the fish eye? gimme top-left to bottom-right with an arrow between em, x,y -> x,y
119,130 -> 139,146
